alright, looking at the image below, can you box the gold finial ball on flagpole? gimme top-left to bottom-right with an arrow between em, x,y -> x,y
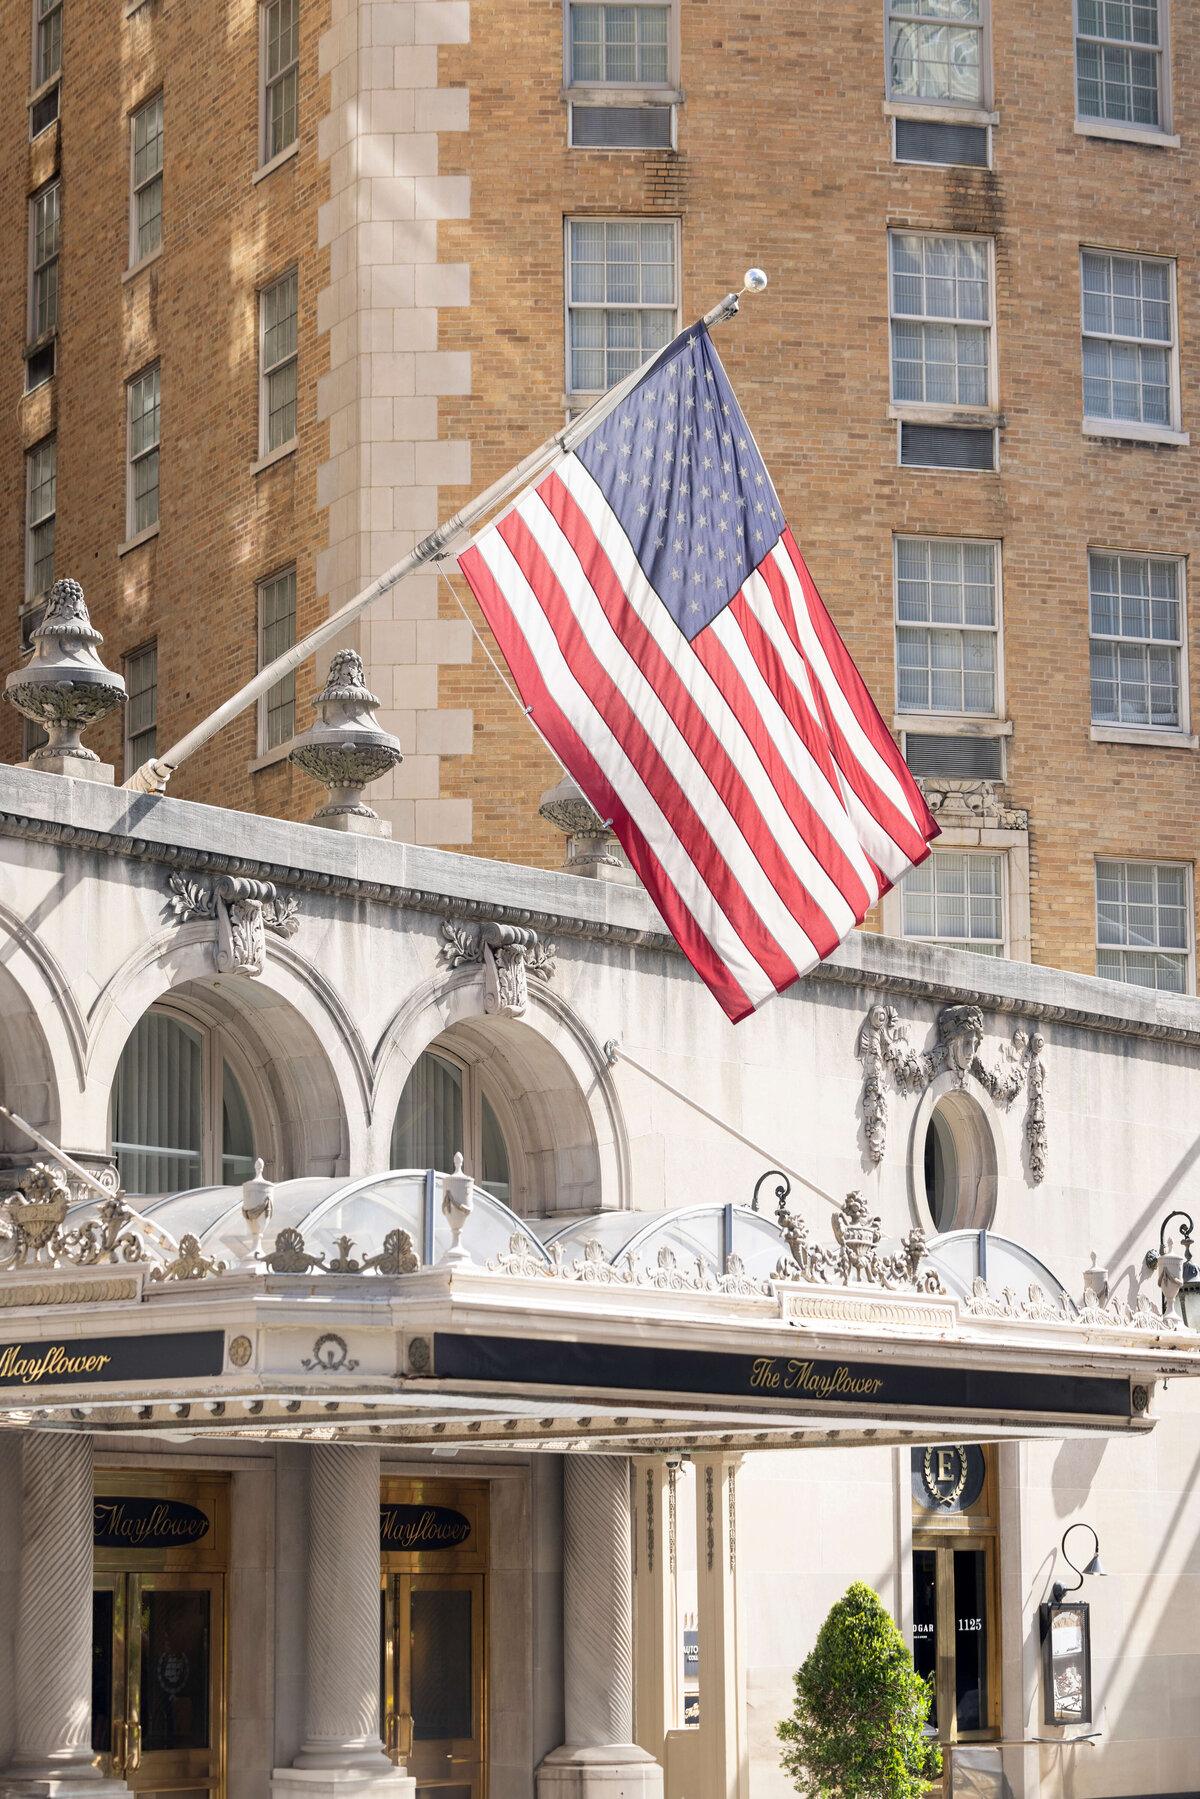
743,268 -> 769,293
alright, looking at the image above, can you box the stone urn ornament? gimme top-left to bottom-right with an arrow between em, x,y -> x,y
288,649 -> 403,835
439,1152 -> 474,1267
4,579 -> 126,781
537,771 -> 634,884
238,1157 -> 274,1271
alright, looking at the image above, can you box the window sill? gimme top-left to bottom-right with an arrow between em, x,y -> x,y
253,140 -> 299,185
1082,418 -> 1189,447
251,439 -> 298,476
883,99 -> 998,127
895,715 -> 1012,738
124,0 -> 154,16
26,73 -> 61,109
248,738 -> 296,773
889,403 -> 1004,429
122,245 -> 163,283
118,522 -> 160,557
1074,119 -> 1179,149
560,84 -> 683,106
1090,724 -> 1198,750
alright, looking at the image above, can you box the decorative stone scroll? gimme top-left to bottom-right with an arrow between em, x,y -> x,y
963,1275 -> 1180,1334
438,917 -> 556,1018
167,872 -> 300,975
0,1163 -> 156,1271
857,1001 -> 1047,1181
917,779 -> 1028,833
774,1190 -> 946,1295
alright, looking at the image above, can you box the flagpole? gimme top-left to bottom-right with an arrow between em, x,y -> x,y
124,276 -> 764,793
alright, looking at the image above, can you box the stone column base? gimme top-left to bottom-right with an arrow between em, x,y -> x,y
537,1744 -> 663,1799
272,1767 -> 415,1799
18,756 -> 114,784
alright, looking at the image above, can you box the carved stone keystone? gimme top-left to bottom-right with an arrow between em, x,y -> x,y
3,579 -> 126,782
289,649 -> 403,836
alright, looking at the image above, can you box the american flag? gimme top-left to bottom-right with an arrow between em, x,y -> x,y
457,321 -> 939,1022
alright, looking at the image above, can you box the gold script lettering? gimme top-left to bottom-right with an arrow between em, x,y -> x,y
0,1343 -> 113,1385
749,1357 -> 781,1390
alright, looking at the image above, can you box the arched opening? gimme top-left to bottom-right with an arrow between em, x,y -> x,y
391,1049 -> 512,1204
920,1090 -> 996,1233
112,1005 -> 260,1196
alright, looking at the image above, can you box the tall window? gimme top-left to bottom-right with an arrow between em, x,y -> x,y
112,1009 -> 257,1196
124,643 -> 158,772
258,568 -> 296,750
895,538 -> 998,715
1076,0 -> 1164,128
902,851 -> 1005,956
1089,551 -> 1183,731
1096,859 -> 1190,991
566,219 -> 677,394
261,270 -> 298,452
262,0 -> 299,162
889,232 -> 992,408
26,440 -> 55,599
886,0 -> 984,106
569,5 -> 669,82
30,183 -> 59,342
31,0 -> 62,133
127,366 -> 161,534
392,1049 -> 513,1204
1081,250 -> 1176,429
130,95 -> 163,264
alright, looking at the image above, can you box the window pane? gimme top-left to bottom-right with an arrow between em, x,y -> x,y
890,18 -> 982,103
267,360 -> 298,449
266,0 -> 299,81
37,0 -> 61,85
261,570 -> 297,748
1094,861 -> 1191,989
904,852 -> 1003,949
480,1090 -> 511,1204
567,220 -> 676,391
133,447 -> 159,532
112,1011 -> 205,1196
222,1061 -> 256,1183
391,1051 -> 464,1171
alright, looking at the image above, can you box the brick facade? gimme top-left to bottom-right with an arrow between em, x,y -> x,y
2,0 -> 1198,983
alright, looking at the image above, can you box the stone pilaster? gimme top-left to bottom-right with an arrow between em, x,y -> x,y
0,1433 -> 128,1799
632,1459 -> 677,1764
538,1457 -> 662,1799
693,1456 -> 747,1799
272,1445 -> 412,1799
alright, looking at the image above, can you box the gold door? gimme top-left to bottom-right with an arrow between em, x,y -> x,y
384,1573 -> 486,1799
93,1474 -> 228,1799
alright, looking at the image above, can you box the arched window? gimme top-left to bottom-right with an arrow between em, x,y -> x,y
391,1049 -> 513,1204
112,1008 -> 257,1196
921,1092 -> 996,1233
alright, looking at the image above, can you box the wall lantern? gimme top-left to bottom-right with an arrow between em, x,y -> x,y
1040,1523 -> 1105,1726
1144,1210 -> 1200,1330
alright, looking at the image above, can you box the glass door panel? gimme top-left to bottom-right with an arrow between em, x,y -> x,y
385,1574 -> 485,1799
953,1549 -> 988,1732
912,1540 -> 996,1746
912,1547 -> 938,1731
93,1572 -> 223,1799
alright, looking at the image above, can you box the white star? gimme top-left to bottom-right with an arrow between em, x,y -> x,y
695,541 -> 707,555
595,441 -> 608,454
675,510 -> 687,523
717,546 -> 727,563
754,528 -> 764,541
619,441 -> 633,457
666,390 -> 678,406
697,514 -> 708,528
683,424 -> 694,440
620,415 -> 633,427
674,537 -> 684,551
655,535 -> 665,548
665,419 -> 676,435
704,398 -> 714,412
704,428 -> 714,441
684,393 -> 696,409
770,508 -> 779,522
722,401 -> 731,416
660,476 -> 672,491
636,503 -> 648,517
703,456 -> 714,470
645,390 -> 656,401
686,334 -> 697,346
722,459 -> 732,473
755,471 -> 765,485
755,499 -> 764,513
705,369 -> 715,383
689,599 -> 700,613
681,452 -> 691,467
641,474 -> 652,488
737,436 -> 748,449
717,516 -> 729,532
736,523 -> 745,536
719,488 -> 730,502
701,484 -> 711,498
618,471 -> 631,485
672,568 -> 682,581
642,445 -> 655,460
693,571 -> 703,586
657,506 -> 669,519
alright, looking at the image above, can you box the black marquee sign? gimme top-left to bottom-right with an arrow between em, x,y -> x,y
0,1331 -> 225,1388
94,1497 -> 211,1550
380,1504 -> 472,1551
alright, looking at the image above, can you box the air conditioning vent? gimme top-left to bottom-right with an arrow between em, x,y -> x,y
570,105 -> 672,148
904,735 -> 1004,779
900,423 -> 995,470
895,118 -> 988,167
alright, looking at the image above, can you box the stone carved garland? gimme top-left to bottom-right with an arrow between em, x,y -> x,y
858,1002 -> 1046,1182
167,873 -> 300,976
963,1275 -> 1180,1333
439,918 -> 556,1019
774,1190 -> 945,1294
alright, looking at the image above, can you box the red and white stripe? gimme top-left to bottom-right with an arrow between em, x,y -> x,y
458,453 -> 938,1023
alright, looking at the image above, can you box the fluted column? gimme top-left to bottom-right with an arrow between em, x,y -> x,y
296,1445 -> 392,1770
2,1433 -> 126,1798
538,1456 -> 661,1799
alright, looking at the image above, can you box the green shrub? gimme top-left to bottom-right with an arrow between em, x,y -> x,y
777,1581 -> 941,1799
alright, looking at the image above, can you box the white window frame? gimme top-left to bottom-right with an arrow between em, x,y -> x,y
1087,546 -> 1192,746
129,92 -> 164,269
892,534 -> 1005,726
887,229 -> 998,424
391,1044 -> 527,1213
563,215 -> 681,400
256,566 -> 297,755
123,641 -> 158,777
563,0 -> 680,96
897,847 -> 1009,958
1073,0 -> 1175,146
28,180 -> 59,346
126,364 -> 161,539
1079,246 -> 1185,445
1094,856 -> 1194,993
883,0 -> 993,118
25,437 -> 55,602
259,268 -> 299,457
259,0 -> 300,170
31,0 -> 61,93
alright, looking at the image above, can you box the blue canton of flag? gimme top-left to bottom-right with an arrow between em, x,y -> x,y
575,327 -> 784,642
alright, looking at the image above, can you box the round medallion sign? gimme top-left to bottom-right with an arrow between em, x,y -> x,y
910,1443 -> 986,1512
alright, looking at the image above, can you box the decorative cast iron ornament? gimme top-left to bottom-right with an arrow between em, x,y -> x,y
857,1001 -> 1047,1181
167,873 -> 300,976
0,1163 -> 157,1271
439,917 -> 556,1018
